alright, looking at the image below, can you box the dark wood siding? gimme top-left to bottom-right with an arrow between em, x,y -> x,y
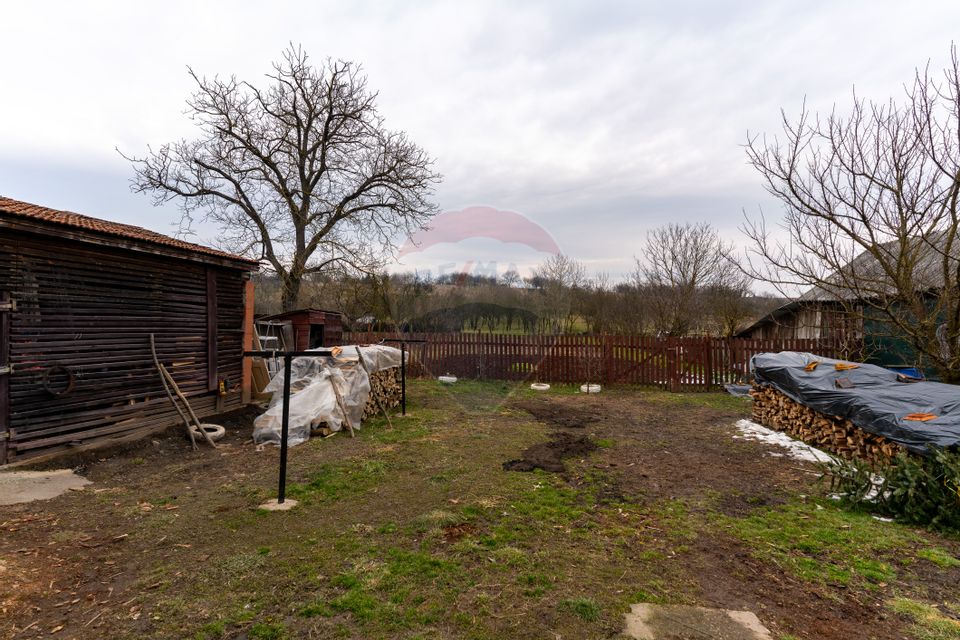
215,267 -> 245,397
0,230 -> 248,464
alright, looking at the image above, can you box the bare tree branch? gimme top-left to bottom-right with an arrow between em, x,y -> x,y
742,46 -> 960,380
123,46 -> 441,310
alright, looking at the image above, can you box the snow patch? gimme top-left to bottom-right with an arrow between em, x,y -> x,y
733,419 -> 834,464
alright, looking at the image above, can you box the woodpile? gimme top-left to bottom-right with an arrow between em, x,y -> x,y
362,367 -> 402,421
751,384 -> 904,463
308,366 -> 402,437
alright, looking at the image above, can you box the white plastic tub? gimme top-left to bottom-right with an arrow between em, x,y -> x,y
438,375 -> 458,384
530,383 -> 551,391
580,383 -> 601,394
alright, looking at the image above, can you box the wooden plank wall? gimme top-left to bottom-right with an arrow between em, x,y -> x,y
343,332 -> 847,391
0,230 -> 248,464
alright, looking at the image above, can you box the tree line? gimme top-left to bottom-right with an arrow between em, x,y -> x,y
253,221 -> 782,337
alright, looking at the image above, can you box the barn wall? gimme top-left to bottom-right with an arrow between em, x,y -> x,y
0,229 -> 249,464
741,303 -> 856,342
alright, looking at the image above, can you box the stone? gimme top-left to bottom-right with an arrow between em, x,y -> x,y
0,469 -> 92,505
624,603 -> 773,640
258,498 -> 299,511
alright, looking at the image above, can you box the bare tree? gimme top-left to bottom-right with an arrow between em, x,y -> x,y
702,276 -> 754,337
126,46 -> 441,310
743,48 -> 960,381
637,222 -> 740,336
531,254 -> 586,334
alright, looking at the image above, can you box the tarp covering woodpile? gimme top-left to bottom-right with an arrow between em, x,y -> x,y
751,352 -> 960,455
253,345 -> 402,447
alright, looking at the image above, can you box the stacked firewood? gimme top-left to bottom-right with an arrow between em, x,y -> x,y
751,384 -> 904,463
362,368 -> 402,420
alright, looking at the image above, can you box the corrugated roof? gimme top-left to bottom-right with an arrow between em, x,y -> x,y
0,196 -> 259,265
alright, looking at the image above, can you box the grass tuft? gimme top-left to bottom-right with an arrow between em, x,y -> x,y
917,547 -> 960,569
890,598 -> 960,639
558,597 -> 601,622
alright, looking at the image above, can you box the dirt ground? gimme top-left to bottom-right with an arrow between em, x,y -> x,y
2,381 -> 958,639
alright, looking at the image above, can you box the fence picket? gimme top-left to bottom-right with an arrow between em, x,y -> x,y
340,331 -> 845,391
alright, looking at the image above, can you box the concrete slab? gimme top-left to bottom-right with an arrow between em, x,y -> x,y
0,469 -> 92,506
258,498 -> 299,511
624,603 -> 773,640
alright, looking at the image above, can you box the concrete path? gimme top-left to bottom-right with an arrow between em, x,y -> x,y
624,603 -> 773,640
0,469 -> 91,505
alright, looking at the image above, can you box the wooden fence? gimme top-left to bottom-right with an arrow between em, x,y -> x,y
342,332 -> 846,391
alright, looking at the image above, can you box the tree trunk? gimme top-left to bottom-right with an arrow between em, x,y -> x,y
281,273 -> 303,312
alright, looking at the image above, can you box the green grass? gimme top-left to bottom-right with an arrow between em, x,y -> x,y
286,458 -> 388,502
194,620 -> 226,639
917,547 -> 960,568
28,377 -> 959,640
558,597 -> 601,622
248,621 -> 287,639
890,598 -> 960,639
717,500 -> 919,587
310,548 -> 462,630
641,390 -> 752,413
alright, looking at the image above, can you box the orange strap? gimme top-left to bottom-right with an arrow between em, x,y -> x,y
904,413 -> 938,422
834,363 -> 860,371
804,361 -> 819,372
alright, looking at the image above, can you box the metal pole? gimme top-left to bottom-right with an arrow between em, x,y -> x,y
278,353 -> 292,503
401,342 -> 406,416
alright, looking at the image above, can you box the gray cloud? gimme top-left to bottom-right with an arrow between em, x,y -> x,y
2,0 -> 958,278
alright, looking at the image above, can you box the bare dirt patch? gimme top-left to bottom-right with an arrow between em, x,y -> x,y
512,399 -> 605,429
502,432 -> 598,472
441,522 -> 479,543
686,532 -> 901,640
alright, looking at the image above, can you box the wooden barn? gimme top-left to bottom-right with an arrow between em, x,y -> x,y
0,197 -> 258,465
736,299 -> 854,341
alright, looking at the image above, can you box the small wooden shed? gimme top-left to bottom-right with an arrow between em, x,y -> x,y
261,308 -> 343,350
0,197 -> 259,465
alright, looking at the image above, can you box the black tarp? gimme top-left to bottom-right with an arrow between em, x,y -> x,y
751,351 -> 960,454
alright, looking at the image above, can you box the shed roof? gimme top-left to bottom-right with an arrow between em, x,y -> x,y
261,308 -> 343,322
0,196 -> 259,267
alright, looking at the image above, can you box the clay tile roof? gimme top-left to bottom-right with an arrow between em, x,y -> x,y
0,196 -> 259,266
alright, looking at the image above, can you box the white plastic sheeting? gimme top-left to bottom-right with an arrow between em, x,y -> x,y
252,344 -> 402,447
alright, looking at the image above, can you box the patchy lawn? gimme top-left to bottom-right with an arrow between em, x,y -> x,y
2,380 -> 959,639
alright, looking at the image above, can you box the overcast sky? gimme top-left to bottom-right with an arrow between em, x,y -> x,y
2,1 -> 960,281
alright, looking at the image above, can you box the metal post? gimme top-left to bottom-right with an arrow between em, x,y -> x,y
400,342 -> 407,416
242,349 -> 333,506
278,353 -> 292,503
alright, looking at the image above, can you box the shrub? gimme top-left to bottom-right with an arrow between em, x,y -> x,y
821,448 -> 960,531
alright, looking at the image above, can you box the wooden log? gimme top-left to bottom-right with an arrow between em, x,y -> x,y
751,383 -> 905,463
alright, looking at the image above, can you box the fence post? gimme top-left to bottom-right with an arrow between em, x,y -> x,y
603,335 -> 613,386
705,337 -> 714,391
668,338 -> 679,392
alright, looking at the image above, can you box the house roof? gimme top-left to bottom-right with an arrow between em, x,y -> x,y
736,234 -> 958,336
0,196 -> 259,266
798,233 -> 960,302
735,299 -> 806,337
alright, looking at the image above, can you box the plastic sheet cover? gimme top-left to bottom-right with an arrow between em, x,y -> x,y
751,351 -> 960,454
252,344 -> 402,447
